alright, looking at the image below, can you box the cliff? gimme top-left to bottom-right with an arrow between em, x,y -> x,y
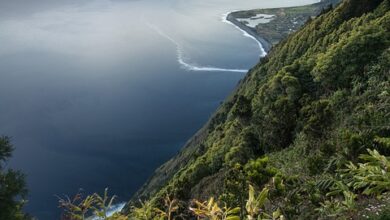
126,0 -> 390,218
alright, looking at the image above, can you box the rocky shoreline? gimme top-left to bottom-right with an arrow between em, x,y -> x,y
225,12 -> 272,53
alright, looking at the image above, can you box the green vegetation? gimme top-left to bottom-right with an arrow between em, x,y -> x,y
60,148 -> 390,219
342,149 -> 390,196
4,0 -> 390,219
189,197 -> 240,220
0,137 -> 30,220
58,188 -> 130,220
60,185 -> 282,220
126,0 -> 390,219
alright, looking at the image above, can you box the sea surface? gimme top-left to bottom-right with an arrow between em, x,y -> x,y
0,0 -> 317,218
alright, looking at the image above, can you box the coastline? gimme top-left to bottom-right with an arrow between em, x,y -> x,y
124,0 -> 343,215
227,0 -> 340,46
222,11 -> 272,54
146,21 -> 248,73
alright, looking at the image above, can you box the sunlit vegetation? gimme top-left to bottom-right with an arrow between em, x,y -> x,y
316,149 -> 390,218
61,148 -> 390,219
59,184 -> 284,220
130,195 -> 182,220
2,0 -> 389,219
189,197 -> 240,220
342,149 -> 390,196
58,188 -> 130,220
127,0 -> 390,219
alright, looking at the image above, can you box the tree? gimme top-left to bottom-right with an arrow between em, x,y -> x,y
0,136 -> 29,220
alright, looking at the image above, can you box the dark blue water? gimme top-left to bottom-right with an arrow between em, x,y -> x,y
0,0 -> 317,219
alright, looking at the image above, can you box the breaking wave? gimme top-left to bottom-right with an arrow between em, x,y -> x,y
146,10 -> 268,73
221,11 -> 267,56
146,22 -> 249,73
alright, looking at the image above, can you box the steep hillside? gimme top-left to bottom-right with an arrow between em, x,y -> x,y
126,0 -> 390,218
